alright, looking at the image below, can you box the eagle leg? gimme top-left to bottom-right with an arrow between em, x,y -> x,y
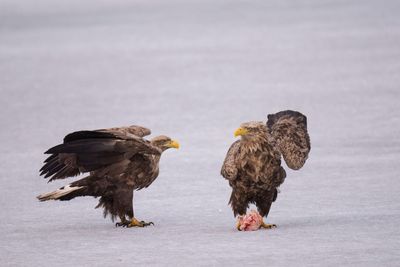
115,217 -> 154,228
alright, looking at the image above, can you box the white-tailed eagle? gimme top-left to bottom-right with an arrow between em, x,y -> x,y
221,110 -> 310,230
38,125 -> 179,228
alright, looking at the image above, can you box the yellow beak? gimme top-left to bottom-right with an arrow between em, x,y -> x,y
234,127 -> 248,137
167,140 -> 180,149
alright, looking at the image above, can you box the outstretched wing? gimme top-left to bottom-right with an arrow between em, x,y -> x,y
40,126 -> 160,182
63,125 -> 151,143
267,110 -> 311,170
221,140 -> 241,181
101,125 -> 151,138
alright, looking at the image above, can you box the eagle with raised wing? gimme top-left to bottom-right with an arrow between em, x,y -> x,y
221,110 -> 310,230
38,125 -> 179,228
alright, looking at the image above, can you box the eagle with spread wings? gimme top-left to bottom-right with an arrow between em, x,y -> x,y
38,125 -> 179,228
221,110 -> 310,230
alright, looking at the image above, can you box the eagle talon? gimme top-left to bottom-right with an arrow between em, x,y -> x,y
115,218 -> 154,228
260,222 -> 277,229
137,221 -> 154,227
236,221 -> 242,231
115,221 -> 130,228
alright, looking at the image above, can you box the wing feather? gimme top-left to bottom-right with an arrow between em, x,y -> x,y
63,125 -> 151,143
267,110 -> 311,170
221,140 -> 241,181
101,125 -> 151,138
40,126 -> 160,182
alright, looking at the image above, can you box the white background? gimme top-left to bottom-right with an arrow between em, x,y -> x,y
1,0 -> 399,266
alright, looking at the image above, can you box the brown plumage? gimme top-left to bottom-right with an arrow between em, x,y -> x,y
38,125 -> 179,227
221,110 -> 310,229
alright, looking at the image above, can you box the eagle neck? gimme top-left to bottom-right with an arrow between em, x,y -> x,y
240,132 -> 270,154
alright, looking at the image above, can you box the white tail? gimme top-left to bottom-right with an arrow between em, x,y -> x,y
37,185 -> 84,201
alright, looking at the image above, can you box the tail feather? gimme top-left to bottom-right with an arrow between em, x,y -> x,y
37,184 -> 84,201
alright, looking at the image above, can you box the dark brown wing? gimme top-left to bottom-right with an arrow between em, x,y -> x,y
221,140 -> 240,181
63,125 -> 151,143
266,110 -> 311,170
103,125 -> 151,138
40,126 -> 160,182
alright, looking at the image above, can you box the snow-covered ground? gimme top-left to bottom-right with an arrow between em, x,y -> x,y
1,0 -> 400,266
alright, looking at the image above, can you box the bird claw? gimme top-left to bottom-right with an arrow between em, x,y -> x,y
260,222 -> 277,229
115,218 -> 154,228
140,221 -> 154,227
115,221 -> 129,227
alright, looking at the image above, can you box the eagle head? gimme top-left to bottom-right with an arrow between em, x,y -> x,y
234,121 -> 267,139
150,135 -> 180,151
